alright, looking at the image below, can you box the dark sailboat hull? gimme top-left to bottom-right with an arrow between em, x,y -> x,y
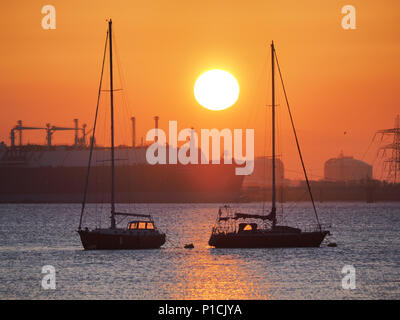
78,230 -> 166,250
208,231 -> 329,248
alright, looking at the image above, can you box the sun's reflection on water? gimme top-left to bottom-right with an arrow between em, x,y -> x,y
163,248 -> 276,300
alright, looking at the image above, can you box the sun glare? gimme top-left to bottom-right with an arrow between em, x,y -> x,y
194,69 -> 239,111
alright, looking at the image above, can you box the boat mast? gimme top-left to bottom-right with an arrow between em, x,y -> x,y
109,19 -> 116,229
271,41 -> 277,227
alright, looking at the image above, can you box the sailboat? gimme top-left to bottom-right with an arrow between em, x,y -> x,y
208,41 -> 330,248
77,20 -> 166,250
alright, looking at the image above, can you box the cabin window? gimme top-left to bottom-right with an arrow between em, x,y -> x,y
138,222 -> 146,229
147,222 -> 154,230
129,222 -> 137,230
243,224 -> 252,231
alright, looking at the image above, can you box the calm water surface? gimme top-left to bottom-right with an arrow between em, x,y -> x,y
0,202 -> 399,299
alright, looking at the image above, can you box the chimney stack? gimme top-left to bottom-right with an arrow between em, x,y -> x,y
131,116 -> 136,148
74,119 -> 79,146
10,129 -> 15,147
82,124 -> 87,146
46,123 -> 52,147
17,120 -> 22,146
154,116 -> 159,143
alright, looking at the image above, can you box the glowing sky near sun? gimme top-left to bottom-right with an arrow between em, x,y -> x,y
0,0 -> 399,179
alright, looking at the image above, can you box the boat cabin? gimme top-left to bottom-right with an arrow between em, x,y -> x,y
238,223 -> 258,233
127,221 -> 155,230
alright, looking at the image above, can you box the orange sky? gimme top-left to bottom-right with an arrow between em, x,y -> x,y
0,0 -> 399,179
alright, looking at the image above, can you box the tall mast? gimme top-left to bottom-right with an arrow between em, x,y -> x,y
271,41 -> 277,227
109,19 -> 116,229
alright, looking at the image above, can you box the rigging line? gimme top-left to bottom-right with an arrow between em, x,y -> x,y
274,48 -> 321,231
113,31 -> 132,144
361,132 -> 377,161
109,20 -> 116,228
262,90 -> 268,214
244,54 -> 269,137
78,30 -> 109,230
262,48 -> 272,214
113,30 -> 137,209
275,77 -> 285,213
112,32 -> 131,159
285,168 -> 325,179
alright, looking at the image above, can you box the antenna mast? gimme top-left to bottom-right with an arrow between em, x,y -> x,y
270,41 -> 277,227
109,19 -> 116,229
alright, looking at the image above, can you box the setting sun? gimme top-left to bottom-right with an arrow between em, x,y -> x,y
194,69 -> 239,111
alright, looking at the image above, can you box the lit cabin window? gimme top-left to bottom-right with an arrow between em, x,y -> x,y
129,223 -> 137,230
138,222 -> 146,229
243,224 -> 252,231
147,222 -> 154,230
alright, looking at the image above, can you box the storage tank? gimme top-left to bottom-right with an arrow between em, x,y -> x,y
243,157 -> 284,187
324,154 -> 372,182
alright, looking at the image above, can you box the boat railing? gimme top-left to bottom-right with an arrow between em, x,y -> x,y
213,220 -> 331,234
114,212 -> 152,219
301,223 -> 331,232
212,225 -> 233,235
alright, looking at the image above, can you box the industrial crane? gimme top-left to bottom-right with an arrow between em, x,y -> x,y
10,120 -> 45,147
10,119 -> 88,148
46,119 -> 87,147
